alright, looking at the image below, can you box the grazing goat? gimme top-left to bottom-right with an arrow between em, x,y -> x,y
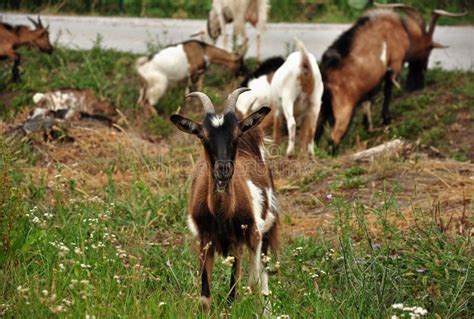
170,88 -> 278,312
193,0 -> 269,61
136,40 -> 248,116
236,56 -> 284,129
374,2 -> 467,91
317,4 -> 466,152
271,41 -> 323,157
0,16 -> 53,82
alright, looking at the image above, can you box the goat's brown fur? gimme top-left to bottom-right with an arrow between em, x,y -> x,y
182,40 -> 246,91
172,90 -> 277,312
0,19 -> 53,82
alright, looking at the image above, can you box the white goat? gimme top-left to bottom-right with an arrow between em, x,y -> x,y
193,0 -> 269,61
270,40 -> 323,157
136,40 -> 246,115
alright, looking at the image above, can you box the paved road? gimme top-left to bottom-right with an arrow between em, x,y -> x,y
1,13 -> 473,70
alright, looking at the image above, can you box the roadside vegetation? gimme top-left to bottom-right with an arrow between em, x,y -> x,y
2,0 -> 473,24
0,43 -> 473,317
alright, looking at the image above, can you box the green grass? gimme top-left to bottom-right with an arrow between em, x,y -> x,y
1,137 -> 472,317
2,0 -> 473,25
1,44 -> 473,318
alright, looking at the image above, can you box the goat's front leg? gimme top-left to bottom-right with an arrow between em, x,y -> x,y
256,31 -> 261,63
382,69 -> 394,125
199,239 -> 215,313
10,51 -> 21,83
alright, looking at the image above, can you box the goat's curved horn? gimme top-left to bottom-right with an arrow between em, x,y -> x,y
27,16 -> 39,28
37,16 -> 44,28
374,2 -> 425,30
224,88 -> 250,114
186,92 -> 215,114
428,9 -> 467,35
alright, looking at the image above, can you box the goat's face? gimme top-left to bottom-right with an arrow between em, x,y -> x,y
171,89 -> 271,192
33,28 -> 54,54
26,16 -> 54,54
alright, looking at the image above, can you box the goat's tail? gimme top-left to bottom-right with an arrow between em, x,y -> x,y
135,56 -> 150,70
295,38 -> 315,96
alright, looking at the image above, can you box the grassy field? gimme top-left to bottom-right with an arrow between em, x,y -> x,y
0,44 -> 473,318
2,0 -> 474,25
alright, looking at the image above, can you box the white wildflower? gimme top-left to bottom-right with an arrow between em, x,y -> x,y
392,303 -> 404,309
222,256 -> 235,268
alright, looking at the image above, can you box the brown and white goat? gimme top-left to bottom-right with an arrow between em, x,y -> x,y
170,88 -> 278,312
0,16 -> 53,82
136,40 -> 248,116
193,0 -> 269,61
317,5 -> 466,151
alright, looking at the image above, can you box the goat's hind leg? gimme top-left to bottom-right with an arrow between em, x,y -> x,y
228,245 -> 243,304
199,238 -> 215,313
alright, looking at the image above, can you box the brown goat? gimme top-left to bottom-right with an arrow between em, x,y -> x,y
0,17 -> 53,82
170,88 -> 278,313
318,5 -> 466,152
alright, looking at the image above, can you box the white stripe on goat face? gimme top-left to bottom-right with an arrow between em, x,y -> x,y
246,180 -> 265,233
210,114 -> 224,127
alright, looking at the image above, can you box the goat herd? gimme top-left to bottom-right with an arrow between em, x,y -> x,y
0,1 -> 467,313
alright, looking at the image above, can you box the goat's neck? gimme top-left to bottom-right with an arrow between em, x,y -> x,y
207,176 -> 236,217
17,29 -> 38,46
204,46 -> 239,68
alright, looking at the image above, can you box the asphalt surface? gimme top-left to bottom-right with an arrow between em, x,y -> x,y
1,13 -> 473,70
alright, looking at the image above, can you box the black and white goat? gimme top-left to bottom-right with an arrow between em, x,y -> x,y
170,88 -> 279,312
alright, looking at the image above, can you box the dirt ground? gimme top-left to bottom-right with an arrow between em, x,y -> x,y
2,115 -> 472,240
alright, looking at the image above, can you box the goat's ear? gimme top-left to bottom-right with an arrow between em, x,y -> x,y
432,41 -> 448,49
239,106 -> 271,133
170,114 -> 202,136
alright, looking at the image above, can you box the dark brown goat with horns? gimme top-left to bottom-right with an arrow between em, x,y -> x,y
317,3 -> 466,151
170,88 -> 279,313
0,16 -> 53,82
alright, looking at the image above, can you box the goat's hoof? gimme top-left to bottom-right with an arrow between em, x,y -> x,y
199,296 -> 212,313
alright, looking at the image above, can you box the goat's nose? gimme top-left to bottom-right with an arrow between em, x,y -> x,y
215,161 -> 233,180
